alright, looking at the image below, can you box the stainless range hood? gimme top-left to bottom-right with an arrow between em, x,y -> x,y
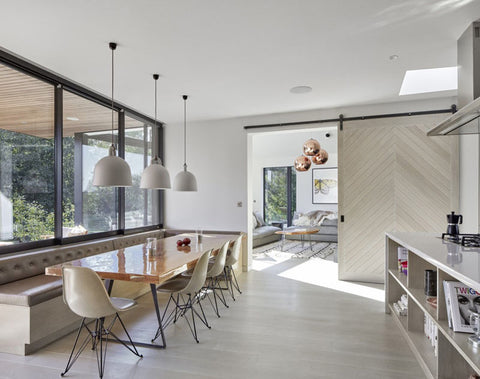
427,20 -> 480,136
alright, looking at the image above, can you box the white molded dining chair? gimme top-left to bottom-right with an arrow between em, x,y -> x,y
223,235 -> 243,300
153,249 -> 212,343
61,266 -> 142,378
205,240 -> 230,317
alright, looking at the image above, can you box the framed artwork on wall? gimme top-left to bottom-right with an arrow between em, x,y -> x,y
312,167 -> 338,204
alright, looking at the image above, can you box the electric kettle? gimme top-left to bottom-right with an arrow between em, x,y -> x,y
446,211 -> 462,235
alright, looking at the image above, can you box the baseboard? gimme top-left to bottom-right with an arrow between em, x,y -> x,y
25,320 -> 80,355
338,271 -> 384,284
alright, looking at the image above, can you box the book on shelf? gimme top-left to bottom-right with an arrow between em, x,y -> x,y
443,280 -> 478,333
423,313 -> 438,356
443,281 -> 452,329
426,297 -> 437,308
397,247 -> 408,275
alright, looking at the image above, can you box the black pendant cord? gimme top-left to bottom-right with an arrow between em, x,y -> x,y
154,78 -> 157,129
153,74 -> 159,160
183,95 -> 188,167
110,43 -> 116,147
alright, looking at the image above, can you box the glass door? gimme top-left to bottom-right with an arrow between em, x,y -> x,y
263,166 -> 296,226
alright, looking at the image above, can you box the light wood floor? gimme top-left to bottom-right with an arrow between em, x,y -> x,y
0,255 -> 425,378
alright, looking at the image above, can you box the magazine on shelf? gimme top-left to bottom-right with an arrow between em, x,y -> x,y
443,281 -> 452,329
444,280 -> 478,333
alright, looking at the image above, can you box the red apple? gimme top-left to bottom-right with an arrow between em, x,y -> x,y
183,237 -> 191,245
176,239 -> 184,247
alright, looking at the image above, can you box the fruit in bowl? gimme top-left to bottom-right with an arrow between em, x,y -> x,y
176,239 -> 184,247
183,237 -> 191,246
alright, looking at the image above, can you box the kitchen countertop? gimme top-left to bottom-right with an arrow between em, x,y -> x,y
386,231 -> 480,291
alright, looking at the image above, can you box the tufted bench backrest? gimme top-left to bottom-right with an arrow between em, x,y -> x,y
0,231 -> 165,286
112,230 -> 164,250
0,238 -> 115,286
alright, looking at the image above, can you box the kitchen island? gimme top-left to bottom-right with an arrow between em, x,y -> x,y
386,232 -> 480,379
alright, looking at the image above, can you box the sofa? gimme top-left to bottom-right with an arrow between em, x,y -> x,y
285,210 -> 338,243
252,212 -> 281,248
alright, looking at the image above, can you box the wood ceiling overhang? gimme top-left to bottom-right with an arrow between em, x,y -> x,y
0,63 -> 146,139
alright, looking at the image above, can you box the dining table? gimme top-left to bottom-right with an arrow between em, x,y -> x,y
45,232 -> 239,349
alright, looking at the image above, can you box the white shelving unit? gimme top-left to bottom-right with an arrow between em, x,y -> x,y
386,232 -> 480,379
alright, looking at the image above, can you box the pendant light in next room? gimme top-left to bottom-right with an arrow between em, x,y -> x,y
140,74 -> 171,189
173,95 -> 197,191
92,42 -> 132,187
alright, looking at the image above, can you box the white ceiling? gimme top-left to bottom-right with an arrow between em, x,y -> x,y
0,0 -> 479,124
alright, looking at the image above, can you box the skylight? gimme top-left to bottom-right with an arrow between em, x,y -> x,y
399,66 -> 457,96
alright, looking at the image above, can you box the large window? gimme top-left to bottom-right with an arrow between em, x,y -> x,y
0,63 -> 55,244
125,115 -> 154,229
63,90 -> 119,236
0,51 -> 164,253
263,166 -> 296,226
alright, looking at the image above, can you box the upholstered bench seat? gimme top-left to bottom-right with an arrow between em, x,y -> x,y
0,275 -> 62,306
0,229 -> 165,355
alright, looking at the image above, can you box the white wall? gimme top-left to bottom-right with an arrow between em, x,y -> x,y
164,118 -> 247,232
459,134 -> 479,233
163,97 -> 457,263
251,127 -> 338,218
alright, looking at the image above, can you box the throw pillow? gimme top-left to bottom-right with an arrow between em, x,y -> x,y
254,211 -> 266,226
252,214 -> 258,231
313,211 -> 332,226
293,213 -> 311,226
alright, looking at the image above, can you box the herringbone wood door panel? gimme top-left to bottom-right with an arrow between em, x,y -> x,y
338,114 -> 458,283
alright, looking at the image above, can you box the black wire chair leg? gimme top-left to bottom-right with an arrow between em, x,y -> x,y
212,280 -> 220,317
181,295 -> 199,343
153,294 -> 177,342
225,268 -> 235,301
110,313 -> 143,358
91,319 -> 99,350
194,292 -> 211,329
95,318 -> 108,379
204,286 -> 216,314
161,294 -> 173,323
231,267 -> 242,294
61,318 -> 92,377
216,277 -> 229,308
174,294 -> 180,322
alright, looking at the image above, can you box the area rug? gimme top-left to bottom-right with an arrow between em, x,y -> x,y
253,240 -> 337,260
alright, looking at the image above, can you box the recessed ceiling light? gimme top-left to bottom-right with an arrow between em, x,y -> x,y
389,54 -> 399,60
399,66 -> 457,95
66,116 -> 80,121
290,86 -> 312,94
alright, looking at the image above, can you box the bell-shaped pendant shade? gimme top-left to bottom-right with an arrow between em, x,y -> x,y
174,95 -> 197,191
173,164 -> 198,191
140,156 -> 171,189
93,145 -> 132,187
93,42 -> 132,187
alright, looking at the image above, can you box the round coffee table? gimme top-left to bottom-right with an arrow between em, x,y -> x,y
275,227 -> 320,251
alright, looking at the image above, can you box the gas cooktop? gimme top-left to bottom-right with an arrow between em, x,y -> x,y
442,233 -> 480,247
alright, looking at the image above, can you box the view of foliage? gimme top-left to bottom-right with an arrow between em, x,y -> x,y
1,129 -> 147,243
263,167 -> 296,225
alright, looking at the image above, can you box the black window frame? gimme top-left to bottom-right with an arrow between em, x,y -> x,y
263,166 -> 296,226
0,48 -> 165,255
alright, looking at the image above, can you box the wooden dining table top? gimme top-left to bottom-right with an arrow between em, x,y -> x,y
45,233 -> 239,285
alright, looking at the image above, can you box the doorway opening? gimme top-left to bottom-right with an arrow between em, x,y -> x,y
246,125 -> 339,274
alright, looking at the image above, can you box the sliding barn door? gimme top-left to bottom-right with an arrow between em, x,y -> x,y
338,114 -> 458,283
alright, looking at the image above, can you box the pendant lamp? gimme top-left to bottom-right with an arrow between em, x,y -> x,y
173,95 -> 197,191
140,74 -> 171,189
92,42 -> 132,187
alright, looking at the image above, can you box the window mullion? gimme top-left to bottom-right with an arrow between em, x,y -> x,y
54,84 -> 63,241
